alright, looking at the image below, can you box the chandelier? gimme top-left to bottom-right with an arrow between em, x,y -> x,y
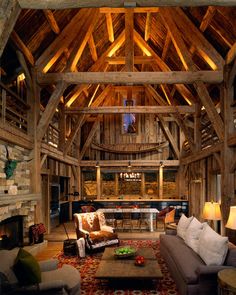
119,172 -> 141,181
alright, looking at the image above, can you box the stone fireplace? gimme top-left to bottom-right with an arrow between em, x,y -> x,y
0,215 -> 24,249
0,194 -> 40,246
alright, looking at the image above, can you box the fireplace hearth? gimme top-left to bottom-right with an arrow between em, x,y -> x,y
0,215 -> 24,249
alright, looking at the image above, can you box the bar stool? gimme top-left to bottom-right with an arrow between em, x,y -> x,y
122,208 -> 133,231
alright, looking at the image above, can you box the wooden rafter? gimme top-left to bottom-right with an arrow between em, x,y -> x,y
35,9 -> 89,73
105,13 -> 114,43
10,30 -> 35,65
162,32 -> 171,60
133,29 -> 196,104
36,82 -> 67,142
199,6 -> 216,32
66,9 -> 99,71
43,10 -> 60,34
65,31 -> 125,107
145,13 -> 152,41
88,35 -> 98,61
173,7 -> 224,70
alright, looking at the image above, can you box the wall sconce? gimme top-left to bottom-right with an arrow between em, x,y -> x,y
160,161 -> 164,168
95,161 -> 99,168
202,201 -> 221,230
226,206 -> 236,230
128,161 -> 132,168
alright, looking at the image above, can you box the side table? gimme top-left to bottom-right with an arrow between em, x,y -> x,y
218,269 -> 236,295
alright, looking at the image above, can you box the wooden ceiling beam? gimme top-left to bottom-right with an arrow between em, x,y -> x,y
35,9 -> 88,73
133,29 -> 196,104
10,30 -> 35,66
162,32 -> 171,60
18,0 -> 236,9
0,0 -> 21,57
36,82 -> 67,142
65,31 -> 125,107
37,70 -> 223,85
65,105 -> 196,114
144,12 -> 152,41
199,6 -> 216,32
226,42 -> 236,65
161,7 -> 224,142
173,7 -> 224,70
125,8 -> 134,72
64,85 -> 112,155
106,13 -> 114,43
157,115 -> 180,159
43,9 -> 60,34
88,35 -> 98,61
100,8 -> 159,13
66,9 -> 99,71
105,56 -> 155,64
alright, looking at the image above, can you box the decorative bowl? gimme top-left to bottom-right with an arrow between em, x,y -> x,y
114,246 -> 137,258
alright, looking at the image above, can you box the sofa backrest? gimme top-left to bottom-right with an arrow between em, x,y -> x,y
224,242 -> 236,266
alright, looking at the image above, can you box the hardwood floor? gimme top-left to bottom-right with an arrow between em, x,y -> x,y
35,221 -> 163,261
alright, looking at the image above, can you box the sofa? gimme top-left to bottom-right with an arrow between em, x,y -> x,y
0,248 -> 81,295
74,211 -> 119,251
160,215 -> 236,295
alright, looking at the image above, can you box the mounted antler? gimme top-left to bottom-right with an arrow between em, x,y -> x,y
4,146 -> 18,179
2,146 -> 33,179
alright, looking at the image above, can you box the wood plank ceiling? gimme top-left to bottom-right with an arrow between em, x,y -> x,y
1,4 -> 236,160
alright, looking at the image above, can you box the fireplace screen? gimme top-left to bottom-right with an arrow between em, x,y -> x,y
0,215 -> 24,249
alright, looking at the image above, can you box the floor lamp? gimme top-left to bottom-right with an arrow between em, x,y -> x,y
202,201 -> 222,231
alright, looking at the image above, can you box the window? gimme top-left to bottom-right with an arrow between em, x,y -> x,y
122,99 -> 137,134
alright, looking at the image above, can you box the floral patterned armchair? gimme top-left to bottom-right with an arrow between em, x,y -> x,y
74,212 -> 119,251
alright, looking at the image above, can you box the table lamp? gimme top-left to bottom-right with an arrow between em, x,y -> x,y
202,201 -> 222,230
226,206 -> 236,230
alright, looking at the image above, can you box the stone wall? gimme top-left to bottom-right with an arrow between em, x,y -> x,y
0,141 -> 31,195
0,141 -> 35,243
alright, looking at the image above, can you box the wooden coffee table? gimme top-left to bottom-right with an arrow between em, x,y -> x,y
95,247 -> 163,282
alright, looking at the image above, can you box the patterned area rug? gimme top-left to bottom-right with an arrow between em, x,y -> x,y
54,240 -> 179,295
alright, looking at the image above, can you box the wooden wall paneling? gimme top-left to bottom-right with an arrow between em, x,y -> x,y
221,64 -> 236,238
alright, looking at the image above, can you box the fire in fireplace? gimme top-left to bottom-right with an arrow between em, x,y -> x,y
0,215 -> 24,249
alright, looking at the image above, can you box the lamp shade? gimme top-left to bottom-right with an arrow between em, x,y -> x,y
226,206 -> 236,230
202,202 -> 222,220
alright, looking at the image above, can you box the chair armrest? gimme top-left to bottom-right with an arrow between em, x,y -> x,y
100,225 -> 114,233
80,229 -> 89,236
39,259 -> 58,272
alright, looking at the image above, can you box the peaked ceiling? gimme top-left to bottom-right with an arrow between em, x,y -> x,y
1,6 -> 236,156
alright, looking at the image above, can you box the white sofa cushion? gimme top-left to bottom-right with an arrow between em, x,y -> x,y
198,223 -> 228,266
184,217 -> 204,253
177,214 -> 193,240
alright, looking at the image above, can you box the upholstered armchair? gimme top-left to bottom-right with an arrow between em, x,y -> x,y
0,248 -> 81,295
74,212 -> 119,251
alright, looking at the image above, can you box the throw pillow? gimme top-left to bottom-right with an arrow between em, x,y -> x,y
177,214 -> 193,240
13,248 -> 41,285
198,224 -> 228,266
184,217 -> 204,253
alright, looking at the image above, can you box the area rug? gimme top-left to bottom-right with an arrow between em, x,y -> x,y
54,240 -> 179,295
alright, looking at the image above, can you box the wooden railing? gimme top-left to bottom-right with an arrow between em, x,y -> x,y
43,123 -> 77,158
0,82 -> 30,134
